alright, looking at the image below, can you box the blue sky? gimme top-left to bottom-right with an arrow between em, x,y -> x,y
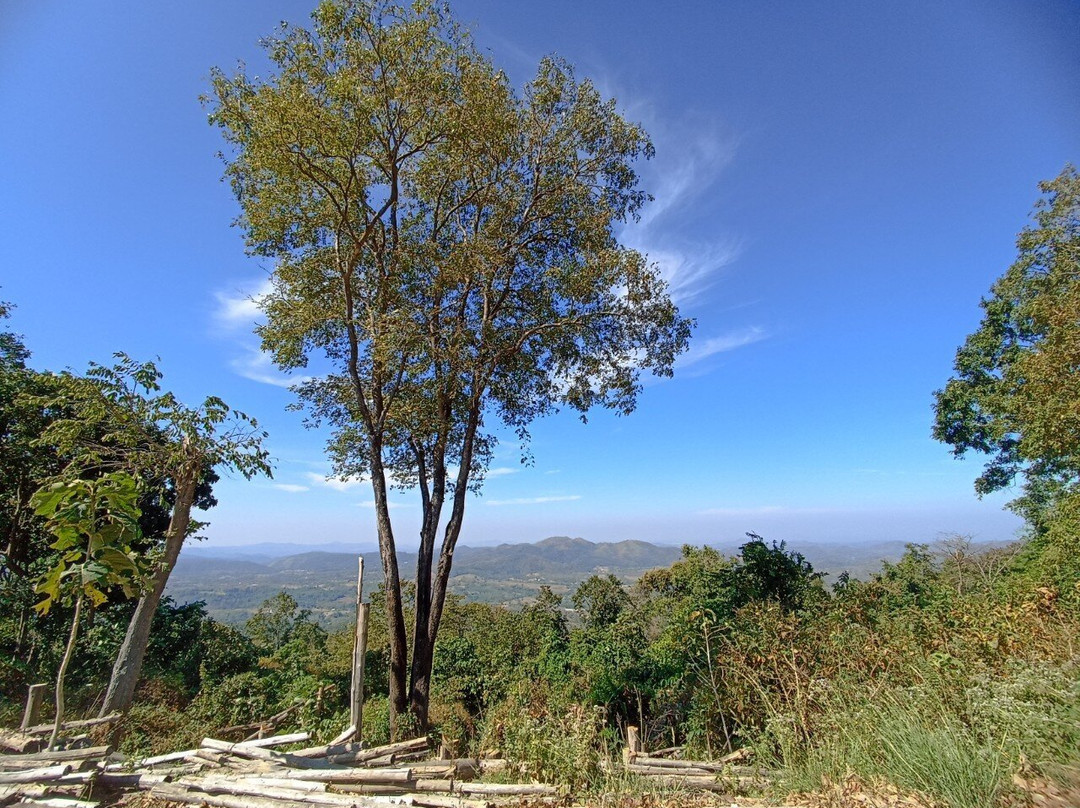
2,1 -> 1078,550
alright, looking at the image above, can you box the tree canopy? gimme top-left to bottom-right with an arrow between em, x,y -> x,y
933,166 -> 1080,531
208,0 -> 691,732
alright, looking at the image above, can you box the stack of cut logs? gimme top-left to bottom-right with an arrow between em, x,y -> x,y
2,719 -> 774,808
621,747 -> 773,793
1,726 -> 553,808
613,726 -> 775,794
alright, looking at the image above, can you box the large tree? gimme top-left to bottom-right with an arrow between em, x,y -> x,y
208,0 -> 691,732
933,166 -> 1080,531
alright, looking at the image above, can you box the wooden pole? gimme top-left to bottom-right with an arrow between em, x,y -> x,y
349,556 -> 367,742
351,604 -> 369,742
21,684 -> 46,731
623,725 -> 641,765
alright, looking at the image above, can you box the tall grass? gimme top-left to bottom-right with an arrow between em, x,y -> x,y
780,691 -> 1009,808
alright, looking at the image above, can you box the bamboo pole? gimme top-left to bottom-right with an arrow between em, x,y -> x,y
23,713 -> 121,736
294,736 -> 428,762
350,558 -> 367,743
0,765 -> 72,785
455,782 -> 558,796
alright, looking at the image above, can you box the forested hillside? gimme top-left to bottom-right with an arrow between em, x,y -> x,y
166,536 -> 919,625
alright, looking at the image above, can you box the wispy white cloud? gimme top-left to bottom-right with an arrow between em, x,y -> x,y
641,240 -> 743,307
272,483 -> 310,493
485,495 -> 582,506
214,278 -> 273,328
304,472 -> 368,492
634,129 -> 739,230
676,326 -> 767,370
616,119 -> 742,308
230,346 -> 309,389
486,467 -> 519,478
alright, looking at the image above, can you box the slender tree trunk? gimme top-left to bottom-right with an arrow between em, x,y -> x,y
49,595 -> 83,750
99,470 -> 197,717
368,448 -> 409,738
409,452 -> 446,731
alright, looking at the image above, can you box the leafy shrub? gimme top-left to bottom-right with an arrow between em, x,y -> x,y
480,679 -> 605,791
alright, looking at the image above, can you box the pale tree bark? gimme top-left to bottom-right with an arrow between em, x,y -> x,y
49,595 -> 83,750
99,469 -> 198,717
368,447 -> 409,737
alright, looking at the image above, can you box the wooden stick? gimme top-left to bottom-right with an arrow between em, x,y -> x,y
0,765 -> 73,785
298,736 -> 428,762
626,764 -> 715,777
274,767 -> 414,784
406,796 -> 490,808
23,715 -> 120,737
152,784 -> 312,808
212,777 -> 326,793
185,777 -> 369,806
328,726 -> 355,747
0,746 -> 111,770
455,783 -> 558,796
15,798 -> 98,808
0,730 -> 41,754
118,731 -> 310,771
200,738 -> 338,770
350,558 -> 365,741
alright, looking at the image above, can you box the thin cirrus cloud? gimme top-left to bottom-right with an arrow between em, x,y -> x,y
485,495 -> 582,506
229,345 -> 309,389
621,121 -> 742,308
213,279 -> 311,389
304,471 -> 367,492
272,483 -> 310,493
676,326 -> 767,370
213,278 -> 273,329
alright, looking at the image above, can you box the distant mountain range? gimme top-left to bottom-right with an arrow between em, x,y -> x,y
166,535 -> 928,628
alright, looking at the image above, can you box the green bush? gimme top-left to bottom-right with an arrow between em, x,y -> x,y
480,679 -> 605,792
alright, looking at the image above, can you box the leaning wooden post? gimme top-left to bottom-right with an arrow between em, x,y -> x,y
21,684 -> 46,731
623,725 -> 641,765
350,556 -> 368,743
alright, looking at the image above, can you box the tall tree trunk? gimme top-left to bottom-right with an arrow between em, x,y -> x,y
408,410 -> 478,729
49,595 -> 83,750
368,449 -> 409,738
409,451 -> 445,731
99,470 -> 197,717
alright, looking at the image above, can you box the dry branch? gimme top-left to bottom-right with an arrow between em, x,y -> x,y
0,766 -> 72,785
0,748 -> 110,772
454,782 -> 557,796
22,715 -> 119,737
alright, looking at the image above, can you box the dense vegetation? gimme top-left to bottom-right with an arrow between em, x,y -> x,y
0,0 -> 1077,794
3,531 -> 1078,806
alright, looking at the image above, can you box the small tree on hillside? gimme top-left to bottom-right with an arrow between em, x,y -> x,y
31,355 -> 271,716
31,472 -> 146,748
208,0 -> 691,733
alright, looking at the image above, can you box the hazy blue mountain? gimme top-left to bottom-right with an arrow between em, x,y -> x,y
165,535 -> 945,627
